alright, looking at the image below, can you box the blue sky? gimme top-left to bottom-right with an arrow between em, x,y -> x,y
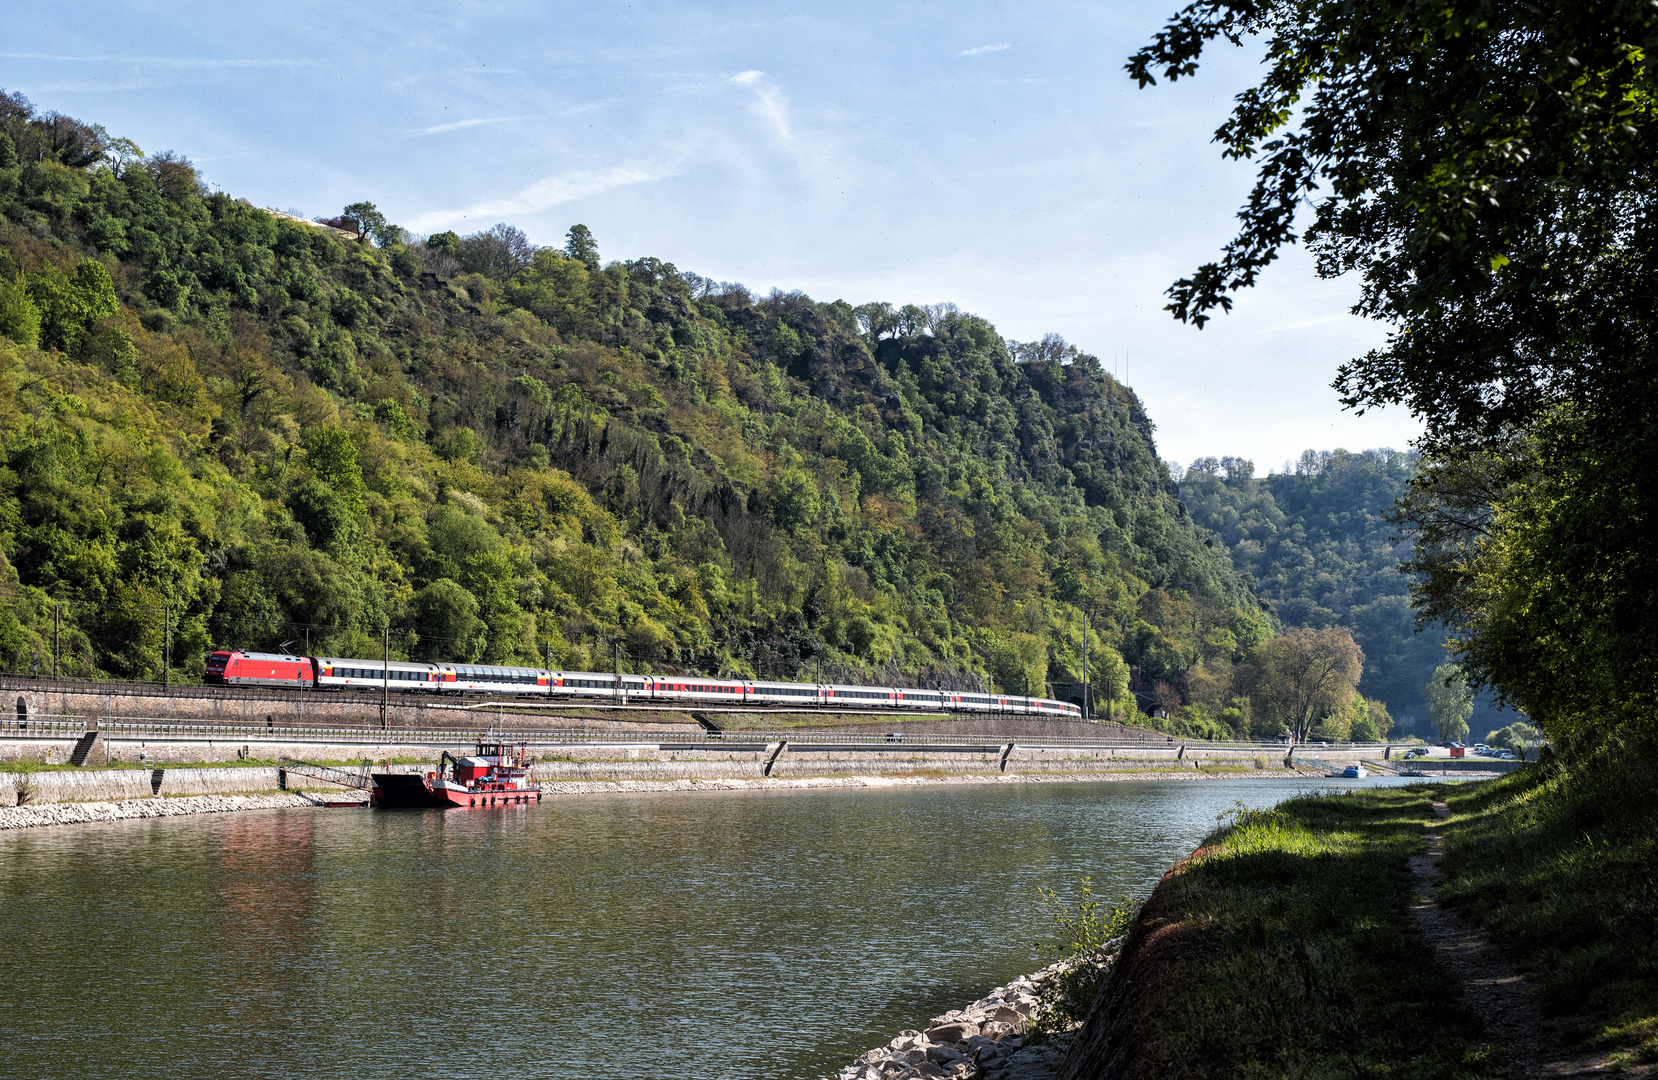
2,0 -> 1421,472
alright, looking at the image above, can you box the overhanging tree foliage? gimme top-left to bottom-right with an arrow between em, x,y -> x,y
1131,0 -> 1658,442
1135,1 -> 1658,745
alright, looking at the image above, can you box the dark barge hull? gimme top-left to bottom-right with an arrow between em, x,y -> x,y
369,773 -> 449,809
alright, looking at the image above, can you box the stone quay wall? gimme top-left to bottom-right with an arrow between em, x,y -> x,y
1,738 -> 1380,804
6,765 -> 286,805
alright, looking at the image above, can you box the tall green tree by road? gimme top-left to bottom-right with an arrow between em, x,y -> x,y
1134,0 -> 1658,749
1426,663 -> 1473,744
1255,627 -> 1363,742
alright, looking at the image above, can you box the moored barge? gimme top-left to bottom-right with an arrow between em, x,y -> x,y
370,743 -> 543,809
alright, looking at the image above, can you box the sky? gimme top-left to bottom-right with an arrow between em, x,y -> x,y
1,0 -> 1422,473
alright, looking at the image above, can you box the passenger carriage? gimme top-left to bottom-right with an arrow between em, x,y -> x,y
312,657 -> 444,692
443,664 -> 546,695
545,671 -> 646,701
748,680 -> 823,706
641,675 -> 749,703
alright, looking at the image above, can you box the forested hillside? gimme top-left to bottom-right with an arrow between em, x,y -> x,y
1177,451 -> 1511,734
0,91 -> 1262,701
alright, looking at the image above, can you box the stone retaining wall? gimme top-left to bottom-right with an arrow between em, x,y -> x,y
5,765 -> 285,805
2,734 -> 1417,805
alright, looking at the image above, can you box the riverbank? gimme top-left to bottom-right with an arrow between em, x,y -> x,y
820,959 -> 1078,1080
538,768 -> 1319,798
1055,762 -> 1658,1078
1055,786 -> 1508,1079
0,791 -> 340,829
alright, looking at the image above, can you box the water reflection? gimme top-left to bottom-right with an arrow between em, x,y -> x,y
1,777 -> 1419,1079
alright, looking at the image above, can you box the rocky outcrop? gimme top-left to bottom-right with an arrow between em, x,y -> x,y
822,960 -> 1093,1080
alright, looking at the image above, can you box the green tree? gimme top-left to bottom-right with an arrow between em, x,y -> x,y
300,426 -> 365,511
341,201 -> 390,245
1347,694 -> 1379,742
1087,645 -> 1132,721
1257,627 -> 1364,742
1427,664 -> 1473,744
409,578 -> 485,661
288,479 -> 358,553
1487,721 -> 1543,754
26,260 -> 118,350
989,632 -> 1050,696
564,224 -> 599,271
768,468 -> 821,532
1367,697 -> 1393,741
0,275 -> 41,346
425,230 -> 460,257
1131,0 -> 1658,440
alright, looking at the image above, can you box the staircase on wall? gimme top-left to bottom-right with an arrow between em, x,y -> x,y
68,731 -> 101,766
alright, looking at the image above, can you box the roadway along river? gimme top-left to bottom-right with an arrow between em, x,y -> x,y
1,776 -> 1421,1079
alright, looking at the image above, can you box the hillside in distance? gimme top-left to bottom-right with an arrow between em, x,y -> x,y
0,91 -> 1262,701
1178,451 -> 1515,735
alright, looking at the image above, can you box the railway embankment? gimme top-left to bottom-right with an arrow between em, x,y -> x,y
0,677 -> 1176,746
1,677 -> 710,734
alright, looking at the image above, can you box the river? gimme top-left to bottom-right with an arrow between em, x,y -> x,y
0,776 -> 1419,1078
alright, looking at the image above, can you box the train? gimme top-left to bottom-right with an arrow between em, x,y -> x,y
203,650 -> 1085,718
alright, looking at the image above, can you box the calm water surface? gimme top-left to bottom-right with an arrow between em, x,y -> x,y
1,777 -> 1418,1079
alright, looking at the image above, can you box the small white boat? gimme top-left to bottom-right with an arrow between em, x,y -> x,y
1341,763 -> 1367,778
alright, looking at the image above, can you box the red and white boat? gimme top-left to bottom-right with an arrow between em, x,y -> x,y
370,743 -> 543,809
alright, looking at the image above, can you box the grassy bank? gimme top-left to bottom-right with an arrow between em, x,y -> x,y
1437,742 -> 1658,1067
1067,786 -> 1505,1079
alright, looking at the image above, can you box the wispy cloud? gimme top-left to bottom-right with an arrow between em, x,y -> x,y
0,52 -> 317,68
406,163 -> 679,231
956,43 -> 1012,57
420,116 -> 524,135
731,70 -> 790,140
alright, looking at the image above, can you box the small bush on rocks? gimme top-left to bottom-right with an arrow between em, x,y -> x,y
1030,876 -> 1134,1039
